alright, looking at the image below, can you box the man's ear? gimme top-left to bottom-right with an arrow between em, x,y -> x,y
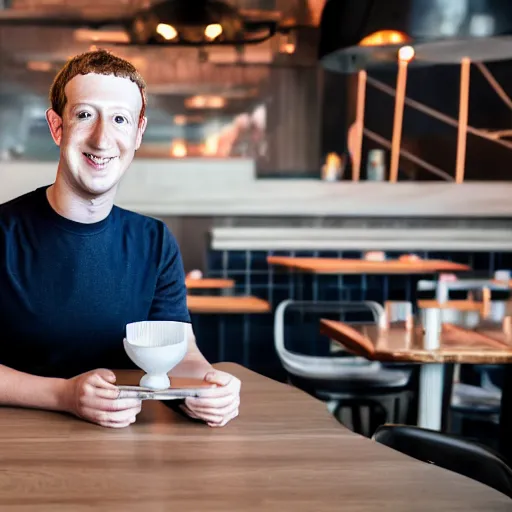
46,108 -> 63,146
135,116 -> 148,150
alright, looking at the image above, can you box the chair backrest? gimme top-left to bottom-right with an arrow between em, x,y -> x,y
273,300 -> 385,380
373,424 -> 512,499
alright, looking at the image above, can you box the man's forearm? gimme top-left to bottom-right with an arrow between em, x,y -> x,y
169,352 -> 213,379
0,365 -> 68,412
169,325 -> 213,379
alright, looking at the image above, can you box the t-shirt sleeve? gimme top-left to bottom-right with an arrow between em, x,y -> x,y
148,223 -> 191,323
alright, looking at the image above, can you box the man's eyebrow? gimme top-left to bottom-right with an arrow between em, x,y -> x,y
70,102 -> 137,116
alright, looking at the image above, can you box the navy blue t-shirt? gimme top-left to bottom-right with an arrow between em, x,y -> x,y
0,186 -> 190,378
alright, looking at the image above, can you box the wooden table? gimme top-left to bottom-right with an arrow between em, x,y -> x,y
187,295 -> 270,314
320,318 -> 512,429
0,363 -> 508,510
267,256 -> 470,304
320,319 -> 512,364
267,256 -> 470,274
185,277 -> 235,290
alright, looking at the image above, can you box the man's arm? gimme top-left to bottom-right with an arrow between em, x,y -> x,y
151,224 -> 241,427
0,364 -> 142,428
170,324 -> 241,428
0,364 -> 68,411
149,226 -> 213,379
168,324 -> 213,379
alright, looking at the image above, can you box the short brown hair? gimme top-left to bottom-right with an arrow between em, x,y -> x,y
49,49 -> 147,123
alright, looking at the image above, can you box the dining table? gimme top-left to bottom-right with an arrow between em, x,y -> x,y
185,277 -> 235,294
266,256 -> 470,275
266,256 -> 470,303
186,295 -> 270,314
320,318 -> 512,430
0,363 -> 508,510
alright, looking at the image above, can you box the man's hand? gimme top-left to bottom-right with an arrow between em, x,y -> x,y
62,369 -> 142,428
181,370 -> 240,427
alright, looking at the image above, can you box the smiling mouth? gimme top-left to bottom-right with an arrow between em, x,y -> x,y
83,153 -> 117,166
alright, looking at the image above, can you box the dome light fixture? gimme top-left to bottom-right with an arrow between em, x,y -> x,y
359,30 -> 410,47
0,0 -> 278,47
128,0 -> 276,46
319,0 -> 512,72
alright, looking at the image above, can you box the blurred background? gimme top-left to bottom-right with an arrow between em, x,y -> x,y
1,0 -> 511,179
0,0 -> 321,175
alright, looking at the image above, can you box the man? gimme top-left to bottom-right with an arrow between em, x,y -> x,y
0,49 -> 240,429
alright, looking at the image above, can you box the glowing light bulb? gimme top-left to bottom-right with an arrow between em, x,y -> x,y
171,139 -> 187,158
359,30 -> 410,47
398,45 -> 415,62
156,23 -> 178,41
204,23 -> 223,40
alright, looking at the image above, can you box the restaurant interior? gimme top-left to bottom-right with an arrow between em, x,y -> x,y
1,0 -> 512,507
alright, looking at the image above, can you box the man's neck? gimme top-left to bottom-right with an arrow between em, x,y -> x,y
46,175 -> 115,224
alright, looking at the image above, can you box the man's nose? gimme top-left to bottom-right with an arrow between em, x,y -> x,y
89,118 -> 112,150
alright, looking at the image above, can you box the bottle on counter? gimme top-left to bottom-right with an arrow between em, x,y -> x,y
366,149 -> 386,181
321,152 -> 344,181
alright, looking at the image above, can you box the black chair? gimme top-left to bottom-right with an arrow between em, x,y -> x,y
274,301 -> 413,437
373,424 -> 512,499
289,372 -> 412,436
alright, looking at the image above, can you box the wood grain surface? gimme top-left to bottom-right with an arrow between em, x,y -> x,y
267,256 -> 470,274
417,299 -> 486,312
187,295 -> 271,314
0,363 -> 508,510
321,319 -> 512,364
185,278 -> 235,289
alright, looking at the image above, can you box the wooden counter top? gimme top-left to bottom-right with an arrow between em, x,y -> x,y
267,256 -> 470,274
187,295 -> 271,314
417,299 -> 486,312
320,319 -> 512,364
185,278 -> 235,289
0,363 -> 507,510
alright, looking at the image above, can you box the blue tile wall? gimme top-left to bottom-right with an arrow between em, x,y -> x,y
195,249 -> 512,381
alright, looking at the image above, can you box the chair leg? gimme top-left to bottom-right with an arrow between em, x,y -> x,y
332,402 -> 347,427
448,410 -> 463,435
441,363 -> 455,431
395,391 -> 412,424
351,404 -> 364,435
326,400 -> 339,414
369,400 -> 389,437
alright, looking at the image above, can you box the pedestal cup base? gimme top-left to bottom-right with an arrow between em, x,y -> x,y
140,373 -> 171,390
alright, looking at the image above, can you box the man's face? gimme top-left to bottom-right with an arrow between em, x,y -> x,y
46,73 -> 147,197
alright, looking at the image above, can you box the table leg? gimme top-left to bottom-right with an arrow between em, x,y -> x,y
418,307 -> 444,430
418,364 -> 445,430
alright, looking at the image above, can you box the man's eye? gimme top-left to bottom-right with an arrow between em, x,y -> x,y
77,111 -> 91,119
114,115 -> 127,124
